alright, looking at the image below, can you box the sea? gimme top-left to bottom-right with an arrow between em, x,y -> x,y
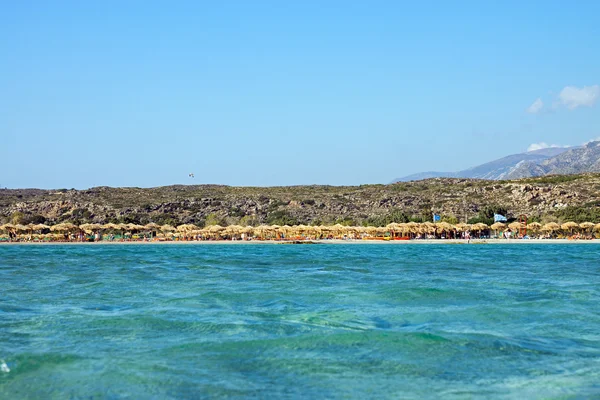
1,243 -> 599,399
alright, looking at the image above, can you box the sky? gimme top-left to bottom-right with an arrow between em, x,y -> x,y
1,1 -> 599,189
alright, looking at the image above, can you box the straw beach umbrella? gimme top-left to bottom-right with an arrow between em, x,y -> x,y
579,222 -> 594,236
15,224 -> 28,233
177,224 -> 197,239
527,222 -> 542,236
405,222 -> 419,237
561,221 -> 579,236
50,222 -> 77,232
472,223 -> 489,238
102,223 -> 119,230
33,223 -> 50,232
435,222 -> 453,238
160,224 -> 176,232
527,222 -> 542,231
208,224 -> 225,239
1,223 -> 16,232
542,222 -> 560,237
454,223 -> 469,233
80,223 -> 101,233
490,222 -> 506,231
490,222 -> 506,238
508,221 -> 523,231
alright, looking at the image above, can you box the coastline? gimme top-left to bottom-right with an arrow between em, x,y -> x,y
1,238 -> 598,245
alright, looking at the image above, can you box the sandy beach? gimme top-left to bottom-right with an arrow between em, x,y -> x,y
1,238 -> 598,245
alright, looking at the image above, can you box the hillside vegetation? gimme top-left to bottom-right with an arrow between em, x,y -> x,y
2,174 -> 600,227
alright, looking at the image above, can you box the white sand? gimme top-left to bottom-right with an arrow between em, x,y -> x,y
1,239 -> 598,245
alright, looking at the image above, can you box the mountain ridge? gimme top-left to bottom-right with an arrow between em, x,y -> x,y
393,145 -> 585,182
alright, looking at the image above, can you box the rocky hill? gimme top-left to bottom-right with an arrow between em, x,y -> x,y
2,174 -> 600,226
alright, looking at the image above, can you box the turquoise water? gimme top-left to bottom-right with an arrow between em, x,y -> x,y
1,243 -> 599,399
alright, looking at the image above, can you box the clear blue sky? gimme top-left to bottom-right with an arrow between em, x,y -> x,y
2,1 -> 599,189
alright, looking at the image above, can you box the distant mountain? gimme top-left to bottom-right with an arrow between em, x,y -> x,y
505,141 -> 600,179
393,146 -> 575,182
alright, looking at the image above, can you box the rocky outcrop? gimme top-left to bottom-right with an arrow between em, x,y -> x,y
1,174 -> 598,225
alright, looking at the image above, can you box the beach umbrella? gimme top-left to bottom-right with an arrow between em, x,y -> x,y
177,224 -> 197,240
386,222 -> 401,236
208,224 -> 224,232
102,223 -> 118,230
177,224 -> 198,232
26,223 -> 37,234
365,226 -> 378,235
594,223 -> 600,232
454,223 -> 469,232
542,222 -> 560,233
471,223 -> 488,237
253,224 -> 268,240
405,222 -> 419,235
296,224 -> 308,234
0,223 -> 16,232
50,222 -> 77,232
421,222 -> 436,234
375,226 -> 388,235
331,223 -> 346,238
508,221 -> 523,231
124,223 -> 141,232
267,225 -> 281,239
144,222 -> 160,230
490,222 -> 506,231
527,222 -> 542,232
241,226 -> 254,236
15,224 -> 28,232
207,224 -> 225,239
473,223 -> 489,230
435,222 -> 452,236
160,224 -> 176,232
79,223 -> 101,233
33,223 -> 50,232
561,221 -> 579,236
579,222 -> 594,231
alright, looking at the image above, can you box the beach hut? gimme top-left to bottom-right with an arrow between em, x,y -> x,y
143,223 -> 160,238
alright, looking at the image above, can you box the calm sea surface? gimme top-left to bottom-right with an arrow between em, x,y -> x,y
1,243 -> 599,399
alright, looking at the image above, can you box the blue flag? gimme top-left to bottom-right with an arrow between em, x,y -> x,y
494,214 -> 507,222
433,214 -> 441,222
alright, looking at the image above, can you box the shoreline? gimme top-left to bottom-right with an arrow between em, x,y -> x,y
1,239 -> 598,245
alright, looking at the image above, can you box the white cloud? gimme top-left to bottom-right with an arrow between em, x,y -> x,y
526,98 -> 544,114
526,142 -> 569,152
558,85 -> 599,109
583,136 -> 600,145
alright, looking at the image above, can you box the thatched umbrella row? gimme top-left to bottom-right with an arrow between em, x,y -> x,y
3,221 -> 600,234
